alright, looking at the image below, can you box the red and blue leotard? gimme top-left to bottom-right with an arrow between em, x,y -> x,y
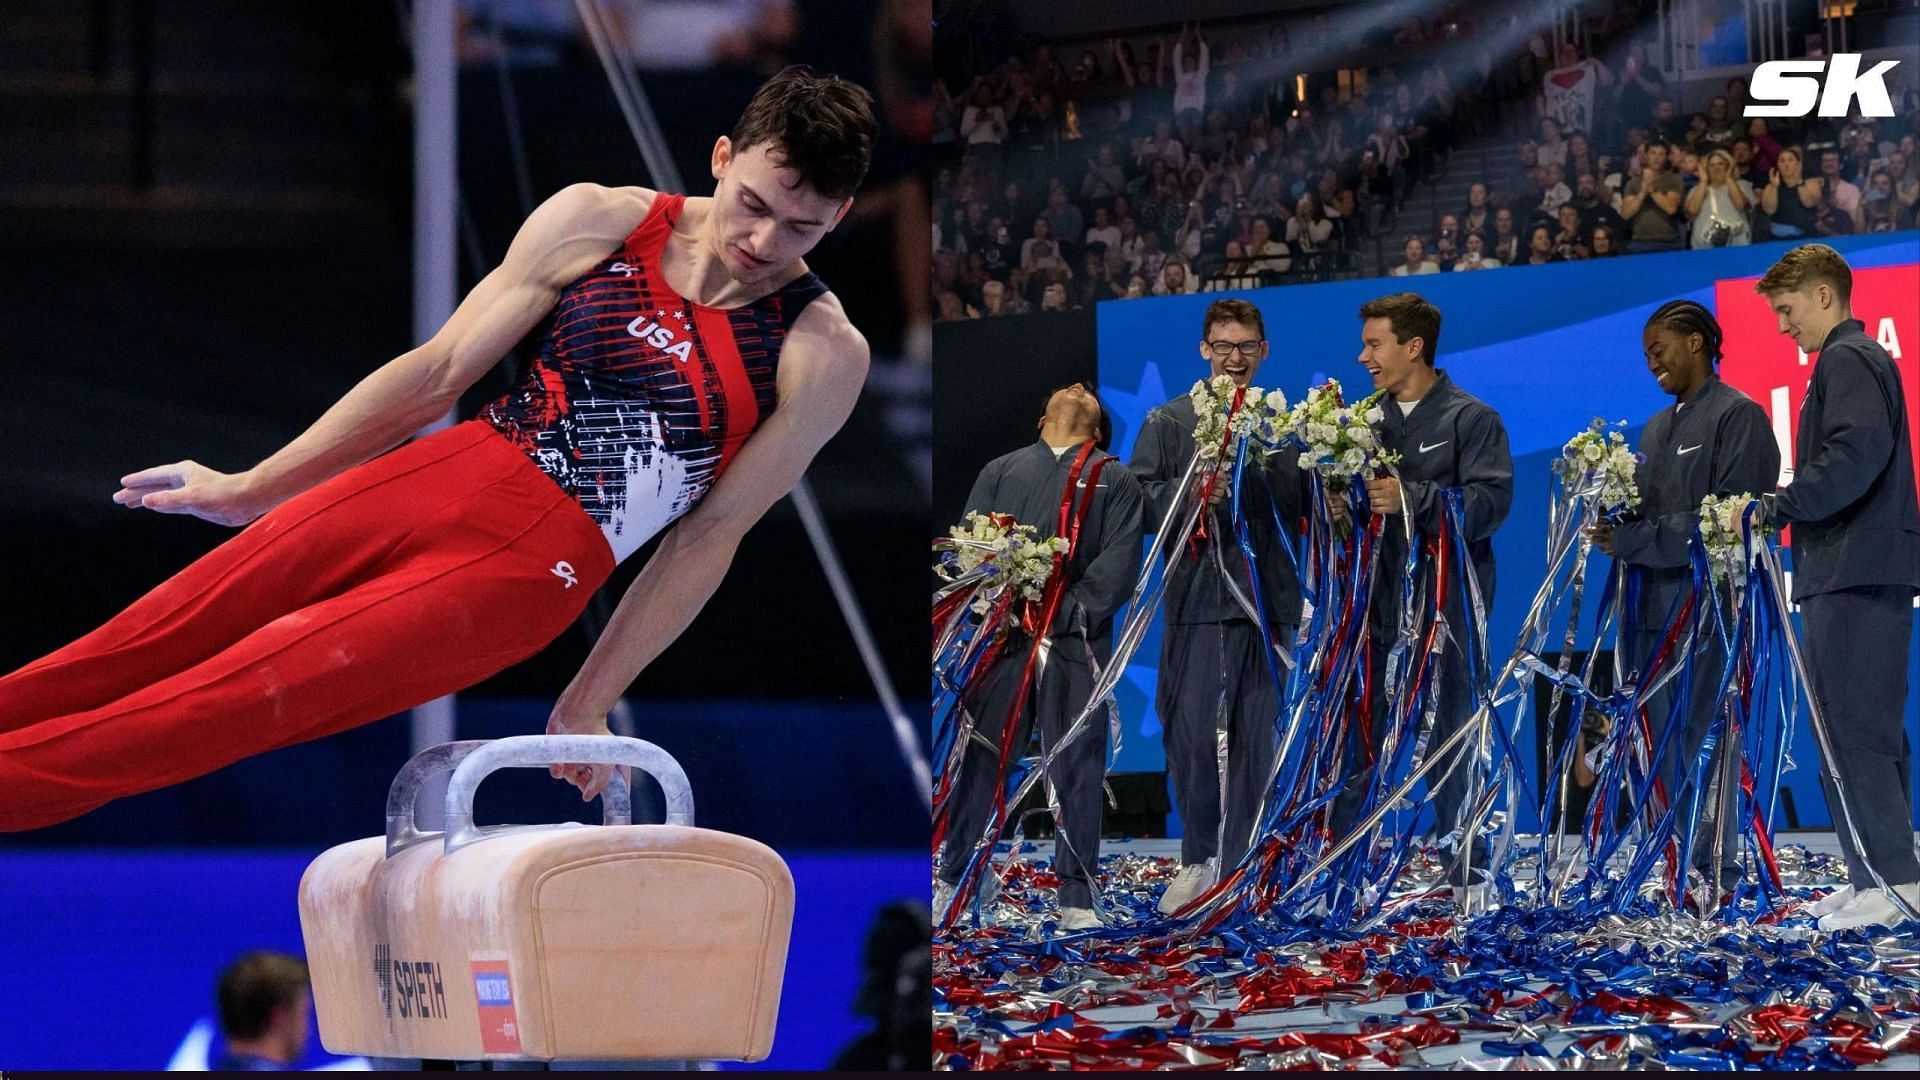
480,192 -> 829,562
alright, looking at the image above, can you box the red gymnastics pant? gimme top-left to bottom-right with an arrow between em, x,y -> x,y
0,420 -> 615,831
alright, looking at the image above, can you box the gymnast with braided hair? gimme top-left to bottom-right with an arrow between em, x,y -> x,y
1586,299 -> 1780,902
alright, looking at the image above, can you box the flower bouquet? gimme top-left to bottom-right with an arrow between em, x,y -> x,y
1553,418 -> 1641,519
935,511 -> 1069,613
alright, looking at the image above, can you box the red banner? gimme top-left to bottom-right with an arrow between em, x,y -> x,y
1718,263 -> 1920,508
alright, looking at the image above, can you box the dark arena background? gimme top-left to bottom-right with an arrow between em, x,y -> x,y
933,0 -> 1920,1069
0,0 -> 930,1070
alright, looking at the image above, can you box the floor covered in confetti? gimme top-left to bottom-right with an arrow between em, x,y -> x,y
934,835 -> 1920,1070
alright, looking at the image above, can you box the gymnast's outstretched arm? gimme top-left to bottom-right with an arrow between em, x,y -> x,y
111,183 -> 647,526
545,295 -> 870,799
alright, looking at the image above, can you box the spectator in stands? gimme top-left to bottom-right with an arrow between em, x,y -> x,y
1812,174 -> 1859,237
1674,149 -> 1702,199
1432,231 -> 1459,272
1204,240 -> 1255,291
1538,161 -> 1573,216
1687,148 -> 1752,248
1135,228 -> 1169,279
1141,171 -> 1184,240
1862,170 -> 1905,232
1020,216 -> 1057,270
1590,223 -> 1622,257
937,289 -> 967,320
1650,98 -> 1685,146
1116,214 -> 1144,267
1009,88 -> 1062,164
1416,65 -> 1459,176
1461,181 -> 1492,240
1574,173 -> 1628,240
1761,146 -> 1819,238
1246,215 -> 1292,275
1083,142 -> 1127,202
1369,110 -> 1410,174
1041,183 -> 1085,249
1316,168 -> 1356,222
1890,149 -> 1919,218
1535,116 -> 1568,170
1389,234 -> 1439,276
1746,118 -> 1783,175
1565,132 -> 1598,188
1816,148 -> 1864,231
1702,97 -> 1737,151
1195,107 -> 1235,161
1155,256 -> 1198,295
1523,223 -> 1559,265
1138,117 -> 1185,173
1622,160 -> 1685,253
1490,206 -> 1521,264
1075,245 -> 1113,306
213,952 -> 310,1071
997,178 -> 1040,234
1173,202 -> 1207,262
1354,148 -> 1393,234
1130,157 -> 1167,202
1314,104 -> 1353,168
1732,138 -> 1767,188
933,79 -> 959,150
1552,204 -> 1591,260
1085,205 -> 1121,252
1680,112 -> 1710,155
978,279 -> 1018,317
1455,230 -> 1501,270
961,79 -> 1009,173
1724,76 -> 1750,118
1171,23 -> 1210,122
1286,192 -> 1333,259
1842,124 -> 1878,187
1630,138 -> 1674,180
1613,41 -> 1664,138
1040,281 -> 1069,311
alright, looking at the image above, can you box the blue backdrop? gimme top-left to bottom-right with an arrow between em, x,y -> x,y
1096,231 -> 1920,828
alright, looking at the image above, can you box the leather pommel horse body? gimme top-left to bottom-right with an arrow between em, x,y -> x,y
298,736 -> 794,1063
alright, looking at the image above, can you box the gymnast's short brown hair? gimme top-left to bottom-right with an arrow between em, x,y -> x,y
731,65 -> 877,200
1359,292 -> 1443,365
1201,298 -> 1266,343
1755,243 -> 1853,304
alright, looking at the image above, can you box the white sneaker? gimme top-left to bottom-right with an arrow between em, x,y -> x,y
1157,863 -> 1218,915
1818,884 -> 1920,931
1807,885 -> 1854,918
1056,906 -> 1102,932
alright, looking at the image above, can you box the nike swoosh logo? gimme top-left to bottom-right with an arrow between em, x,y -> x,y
1418,441 -> 1449,453
1677,444 -> 1702,455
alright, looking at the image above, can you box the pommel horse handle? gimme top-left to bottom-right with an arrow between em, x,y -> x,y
383,736 -> 694,857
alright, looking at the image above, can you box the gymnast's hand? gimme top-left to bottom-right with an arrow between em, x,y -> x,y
114,460 -> 265,527
545,708 -> 624,802
1364,475 -> 1401,515
1583,522 -> 1615,555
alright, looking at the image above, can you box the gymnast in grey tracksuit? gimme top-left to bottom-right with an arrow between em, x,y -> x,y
1333,295 -> 1513,885
1597,300 -> 1780,891
1130,394 -> 1305,874
937,385 -> 1144,911
1763,294 -> 1920,893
